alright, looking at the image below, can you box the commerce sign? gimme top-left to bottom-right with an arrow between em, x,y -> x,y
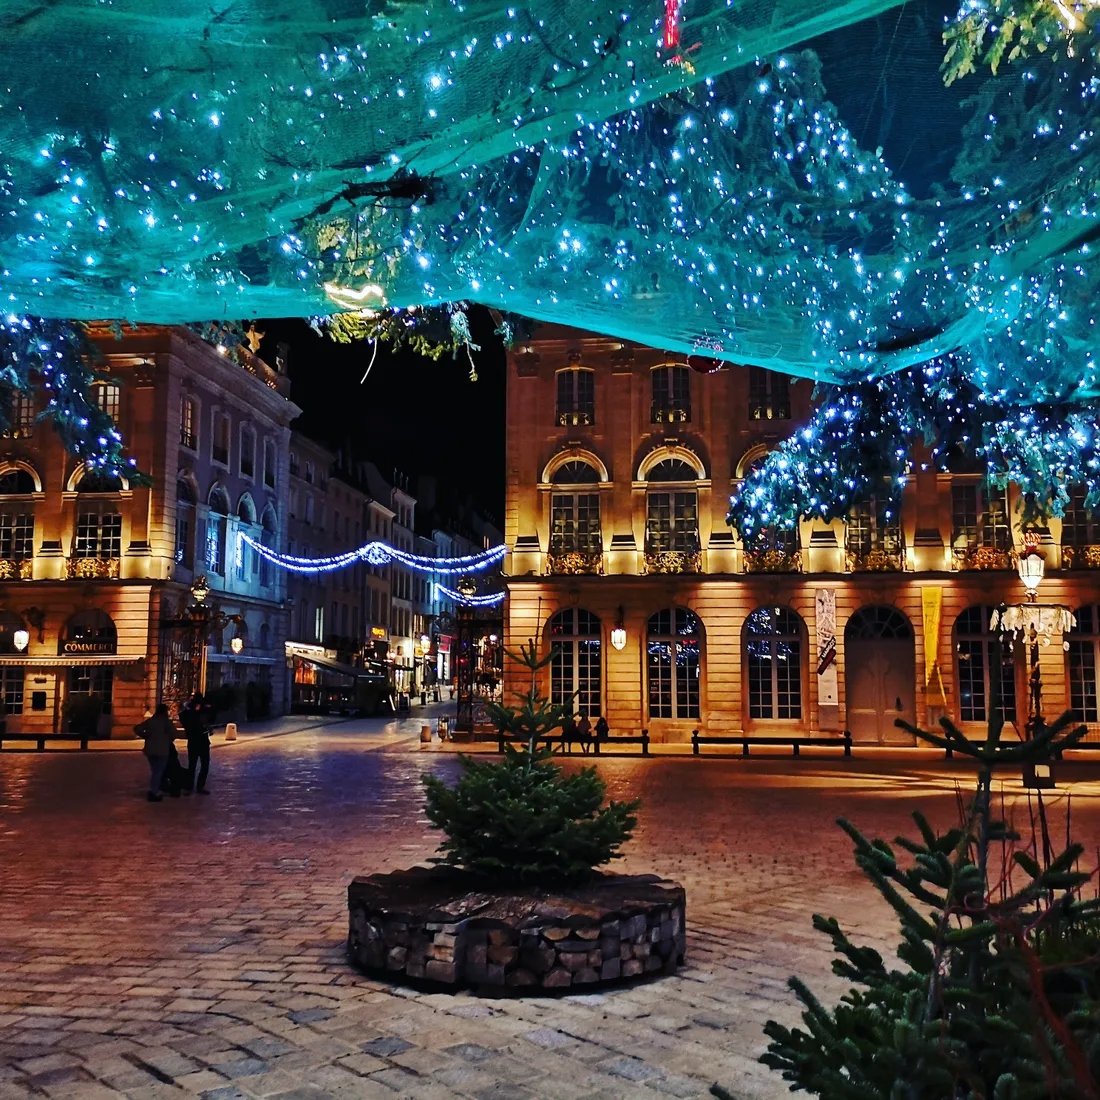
60,639 -> 117,656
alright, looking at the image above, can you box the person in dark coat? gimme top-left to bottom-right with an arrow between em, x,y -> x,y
575,714 -> 593,754
137,704 -> 176,802
180,693 -> 211,794
595,715 -> 610,742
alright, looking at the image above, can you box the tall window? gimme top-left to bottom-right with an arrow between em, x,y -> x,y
212,413 -> 230,466
746,607 -> 803,720
748,367 -> 790,421
951,484 -> 1010,551
645,459 -> 699,553
651,365 -> 691,423
647,608 -> 701,719
1068,606 -> 1100,723
550,461 -> 601,556
305,460 -> 315,485
69,667 -> 113,714
264,439 -> 277,489
956,606 -> 1016,723
206,487 -> 230,575
548,609 -> 602,718
92,382 -> 120,420
0,514 -> 33,561
1062,486 -> 1098,548
176,478 -> 196,569
3,392 -> 35,439
556,369 -> 595,426
289,451 -> 300,478
74,512 -> 122,558
240,427 -> 255,478
180,397 -> 197,450
847,496 -> 902,556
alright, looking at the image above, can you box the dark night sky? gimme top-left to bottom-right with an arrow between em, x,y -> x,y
259,308 -> 506,526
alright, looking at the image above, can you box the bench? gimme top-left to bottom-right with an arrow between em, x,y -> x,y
0,733 -> 97,751
492,732 -> 651,756
691,730 -> 852,757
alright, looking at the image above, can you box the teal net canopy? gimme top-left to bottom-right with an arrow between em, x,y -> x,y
2,0 -> 1099,400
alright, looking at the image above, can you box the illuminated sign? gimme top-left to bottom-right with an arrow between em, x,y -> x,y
371,626 -> 387,639
60,640 -> 116,655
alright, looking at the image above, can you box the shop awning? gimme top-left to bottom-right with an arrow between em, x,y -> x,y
293,653 -> 385,681
0,655 -> 143,667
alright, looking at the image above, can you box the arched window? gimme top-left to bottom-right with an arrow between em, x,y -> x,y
260,506 -> 277,588
647,608 -> 701,719
645,460 -> 699,555
62,610 -> 117,716
77,469 -> 124,494
175,477 -> 195,568
237,494 -> 257,524
0,468 -> 37,495
746,607 -> 803,720
556,368 -> 595,426
651,365 -> 691,423
550,461 -> 601,562
846,606 -> 911,640
1068,606 -> 1100,723
548,609 -> 602,718
206,486 -> 230,575
955,606 -> 1016,723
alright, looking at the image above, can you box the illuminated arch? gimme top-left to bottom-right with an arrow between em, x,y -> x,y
541,448 -> 609,485
66,464 -> 129,492
0,460 -> 42,494
637,445 -> 706,482
734,443 -> 770,480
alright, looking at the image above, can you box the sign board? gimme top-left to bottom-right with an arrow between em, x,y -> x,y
815,589 -> 838,707
60,639 -> 116,656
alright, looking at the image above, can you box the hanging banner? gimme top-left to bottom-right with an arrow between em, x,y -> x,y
815,589 -> 838,706
921,586 -> 947,705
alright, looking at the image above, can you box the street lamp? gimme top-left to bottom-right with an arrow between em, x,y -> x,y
1017,531 -> 1045,602
13,629 -> 29,652
610,606 -> 627,651
230,636 -> 244,654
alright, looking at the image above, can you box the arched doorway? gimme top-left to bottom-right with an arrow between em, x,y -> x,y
844,606 -> 915,743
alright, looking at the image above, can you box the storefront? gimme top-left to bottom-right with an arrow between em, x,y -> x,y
288,642 -> 387,714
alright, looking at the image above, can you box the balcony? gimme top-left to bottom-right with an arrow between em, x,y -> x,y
547,550 -> 603,575
744,548 -> 802,574
951,546 -> 1014,571
651,403 -> 690,425
0,558 -> 33,580
1061,545 -> 1100,569
845,546 -> 904,572
556,408 -> 594,428
65,557 -> 120,580
644,549 -> 701,575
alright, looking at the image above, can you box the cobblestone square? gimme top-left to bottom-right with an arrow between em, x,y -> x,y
3,720 -> 1100,1099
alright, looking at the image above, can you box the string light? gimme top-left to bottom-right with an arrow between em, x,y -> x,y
239,533 -> 506,575
436,584 -> 507,607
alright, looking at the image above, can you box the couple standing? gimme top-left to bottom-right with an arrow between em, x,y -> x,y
139,694 -> 211,801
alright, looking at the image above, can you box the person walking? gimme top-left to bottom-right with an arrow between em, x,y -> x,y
180,693 -> 211,795
137,704 -> 177,802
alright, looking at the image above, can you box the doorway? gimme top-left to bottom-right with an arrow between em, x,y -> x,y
845,606 -> 915,743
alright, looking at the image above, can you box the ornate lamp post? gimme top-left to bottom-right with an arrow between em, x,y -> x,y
992,532 -> 1075,749
610,606 -> 627,651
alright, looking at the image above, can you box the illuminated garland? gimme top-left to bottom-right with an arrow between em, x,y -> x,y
239,533 -> 506,575
436,584 -> 507,607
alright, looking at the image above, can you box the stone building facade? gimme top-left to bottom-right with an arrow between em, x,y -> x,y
503,325 -> 1100,744
0,326 -> 299,736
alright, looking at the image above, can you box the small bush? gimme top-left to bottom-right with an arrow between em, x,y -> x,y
422,744 -> 639,884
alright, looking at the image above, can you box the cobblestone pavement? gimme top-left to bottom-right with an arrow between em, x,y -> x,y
4,721 -> 1100,1100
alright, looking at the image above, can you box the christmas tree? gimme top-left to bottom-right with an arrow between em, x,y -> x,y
714,710 -> 1100,1099
422,639 -> 639,885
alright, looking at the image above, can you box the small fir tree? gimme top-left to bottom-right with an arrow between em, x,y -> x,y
422,638 -> 639,885
714,710 -> 1100,1100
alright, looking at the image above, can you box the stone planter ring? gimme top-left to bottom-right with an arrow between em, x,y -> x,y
348,867 -> 686,993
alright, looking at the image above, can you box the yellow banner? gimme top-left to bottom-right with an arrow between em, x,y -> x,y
921,586 -> 946,705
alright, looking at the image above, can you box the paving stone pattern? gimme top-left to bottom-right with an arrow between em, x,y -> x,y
2,718 -> 1099,1099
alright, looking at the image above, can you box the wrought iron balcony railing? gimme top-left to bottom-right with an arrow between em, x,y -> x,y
66,556 -> 120,580
951,546 -> 1014,571
845,546 -> 904,572
643,549 -> 701,574
0,558 -> 33,580
1061,545 -> 1100,569
556,408 -> 594,428
743,548 -> 802,574
650,403 -> 691,425
547,550 -> 603,575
